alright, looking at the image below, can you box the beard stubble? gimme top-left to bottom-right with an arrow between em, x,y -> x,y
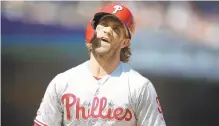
92,38 -> 121,58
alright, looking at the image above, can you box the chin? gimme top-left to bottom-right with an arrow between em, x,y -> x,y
93,41 -> 111,55
94,47 -> 111,55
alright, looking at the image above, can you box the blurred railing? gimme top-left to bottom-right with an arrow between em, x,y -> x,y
2,1 -> 219,80
1,1 -> 219,48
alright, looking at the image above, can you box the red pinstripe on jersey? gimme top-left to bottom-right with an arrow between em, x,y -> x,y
34,119 -> 48,126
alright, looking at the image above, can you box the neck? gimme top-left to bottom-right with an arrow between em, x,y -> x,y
88,51 -> 121,78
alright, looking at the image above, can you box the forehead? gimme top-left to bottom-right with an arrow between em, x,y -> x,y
99,15 -> 124,27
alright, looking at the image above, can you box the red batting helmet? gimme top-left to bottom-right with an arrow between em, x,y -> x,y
85,3 -> 135,43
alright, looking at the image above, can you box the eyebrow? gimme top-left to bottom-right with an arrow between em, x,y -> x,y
110,23 -> 120,28
113,22 -> 125,29
104,18 -> 123,27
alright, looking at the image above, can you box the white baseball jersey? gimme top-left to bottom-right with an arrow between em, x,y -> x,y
34,61 -> 166,126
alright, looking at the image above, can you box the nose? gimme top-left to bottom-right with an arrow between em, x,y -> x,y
103,26 -> 112,36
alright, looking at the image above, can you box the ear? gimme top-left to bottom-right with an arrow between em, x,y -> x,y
120,39 -> 130,49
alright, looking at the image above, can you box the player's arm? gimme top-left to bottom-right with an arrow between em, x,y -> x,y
136,81 -> 166,126
34,74 -> 63,126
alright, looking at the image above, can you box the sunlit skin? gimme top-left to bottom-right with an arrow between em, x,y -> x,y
88,15 -> 131,78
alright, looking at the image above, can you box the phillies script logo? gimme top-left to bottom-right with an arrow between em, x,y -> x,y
61,93 -> 132,121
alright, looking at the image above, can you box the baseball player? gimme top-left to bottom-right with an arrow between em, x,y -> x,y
34,3 -> 166,126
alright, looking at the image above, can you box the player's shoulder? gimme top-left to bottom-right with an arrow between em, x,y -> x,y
51,61 -> 87,81
57,60 -> 88,78
121,62 -> 151,88
64,60 -> 88,74
48,61 -> 89,93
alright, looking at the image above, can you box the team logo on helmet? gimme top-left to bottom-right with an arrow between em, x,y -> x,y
112,5 -> 123,14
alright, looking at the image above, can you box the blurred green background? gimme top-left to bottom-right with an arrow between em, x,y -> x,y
2,1 -> 219,126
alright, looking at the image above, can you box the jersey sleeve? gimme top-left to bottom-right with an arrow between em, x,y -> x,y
34,74 -> 63,126
136,81 -> 166,126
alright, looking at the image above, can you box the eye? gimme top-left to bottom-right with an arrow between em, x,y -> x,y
113,27 -> 120,34
100,21 -> 107,26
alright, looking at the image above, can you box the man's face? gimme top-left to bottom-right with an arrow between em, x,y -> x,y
92,15 -> 128,56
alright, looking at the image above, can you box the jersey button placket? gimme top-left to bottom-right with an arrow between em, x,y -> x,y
94,75 -> 110,97
94,81 -> 101,96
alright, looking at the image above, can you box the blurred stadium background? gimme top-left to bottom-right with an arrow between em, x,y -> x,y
1,1 -> 219,126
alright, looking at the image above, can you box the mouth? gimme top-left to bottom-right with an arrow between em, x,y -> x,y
100,37 -> 109,43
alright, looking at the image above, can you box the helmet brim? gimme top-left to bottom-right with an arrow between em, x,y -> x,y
92,12 -> 131,39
